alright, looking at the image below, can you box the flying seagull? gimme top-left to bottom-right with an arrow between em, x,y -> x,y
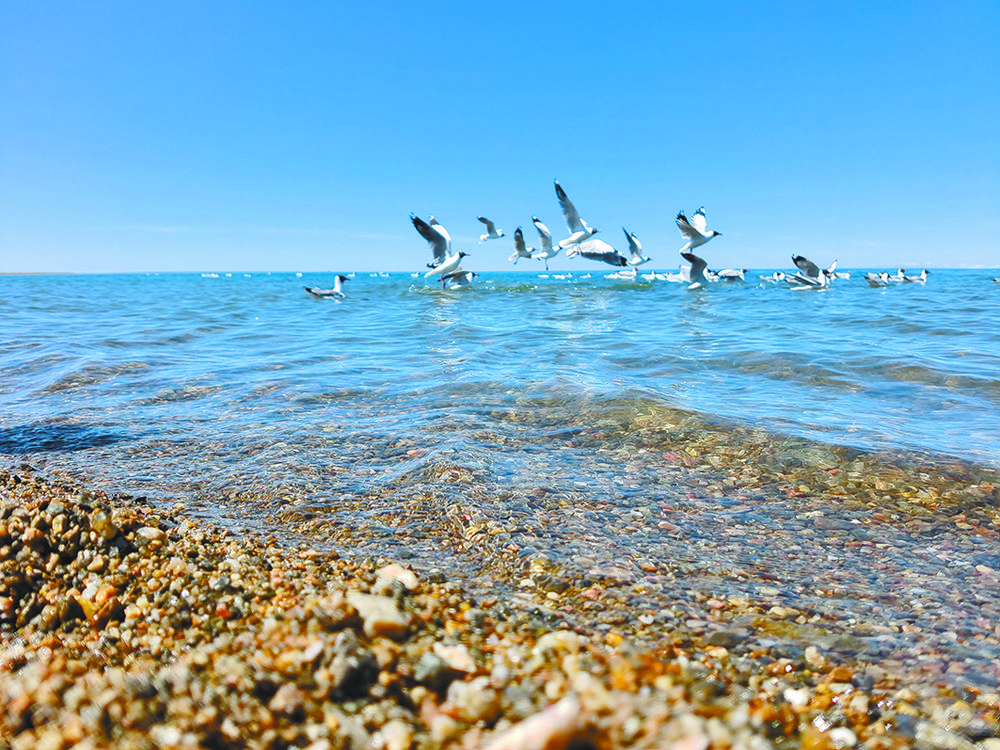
676,208 -> 721,253
554,180 -> 600,248
477,216 -> 505,242
529,216 -> 561,269
566,238 -> 628,267
623,227 -> 651,267
681,252 -> 711,290
509,227 -> 534,264
411,215 -> 469,278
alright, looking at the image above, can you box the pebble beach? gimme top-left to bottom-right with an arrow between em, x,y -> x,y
3,433 -> 1000,749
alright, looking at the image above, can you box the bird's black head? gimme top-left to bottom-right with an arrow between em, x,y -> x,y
459,251 -> 469,258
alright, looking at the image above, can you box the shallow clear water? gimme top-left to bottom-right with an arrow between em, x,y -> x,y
2,269 -> 998,482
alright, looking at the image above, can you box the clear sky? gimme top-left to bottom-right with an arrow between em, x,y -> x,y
1,1 -> 998,274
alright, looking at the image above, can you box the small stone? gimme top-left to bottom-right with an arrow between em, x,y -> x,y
828,726 -> 858,748
268,682 -> 306,720
378,719 -> 413,750
445,676 -> 500,723
346,591 -> 409,640
914,721 -> 978,750
432,642 -> 477,674
705,629 -> 745,648
375,563 -> 419,593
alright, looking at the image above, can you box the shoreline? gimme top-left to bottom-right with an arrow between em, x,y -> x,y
2,468 -> 999,749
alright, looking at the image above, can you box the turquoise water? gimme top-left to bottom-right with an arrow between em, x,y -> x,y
2,269 -> 997,487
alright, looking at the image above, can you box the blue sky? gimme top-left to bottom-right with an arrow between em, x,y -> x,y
2,1 -> 998,274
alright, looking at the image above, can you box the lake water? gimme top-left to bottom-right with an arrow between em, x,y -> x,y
3,269 -> 997,483
3,268 -> 1000,686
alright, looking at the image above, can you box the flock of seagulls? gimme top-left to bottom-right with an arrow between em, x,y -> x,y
411,179 -> 711,287
303,180 -> 951,299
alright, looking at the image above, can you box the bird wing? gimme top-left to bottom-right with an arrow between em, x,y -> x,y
682,252 -> 708,275
513,227 -> 527,254
792,255 -> 820,278
676,213 -> 704,241
691,208 -> 708,234
576,238 -> 628,266
412,215 -> 449,264
622,227 -> 641,257
554,180 -> 586,233
532,217 -> 553,252
478,216 -> 497,234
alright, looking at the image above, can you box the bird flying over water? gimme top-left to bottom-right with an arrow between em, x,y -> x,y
411,214 -> 468,278
529,216 -> 561,269
554,180 -> 600,248
510,227 -> 534,264
681,252 -> 710,289
623,228 -> 651,267
477,216 -> 504,242
303,275 -> 349,299
566,238 -> 628,267
442,270 -> 478,289
676,208 -> 721,253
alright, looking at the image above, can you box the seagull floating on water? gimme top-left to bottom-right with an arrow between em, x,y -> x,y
477,216 -> 504,242
826,260 -> 851,280
865,271 -> 890,287
566,238 -> 628,267
676,208 -> 721,253
785,255 -> 831,289
303,275 -> 348,299
903,269 -> 929,283
529,216 -> 561,270
411,215 -> 469,279
554,180 -> 600,248
623,228 -> 651,267
715,268 -> 747,281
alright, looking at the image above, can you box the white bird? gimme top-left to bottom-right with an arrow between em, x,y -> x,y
303,275 -> 348,299
606,266 -> 638,280
477,216 -> 505,242
661,264 -> 692,283
759,271 -> 786,283
681,252 -> 710,289
412,215 -> 469,278
865,271 -> 890,287
826,260 -> 851,279
509,227 -> 534,264
785,255 -> 831,288
529,216 -> 561,269
716,268 -> 747,281
566,238 -> 628,267
411,214 -> 450,262
554,180 -> 600,248
676,208 -> 721,253
903,269 -> 929,283
442,270 -> 478,289
889,268 -> 907,282
623,228 -> 651,267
